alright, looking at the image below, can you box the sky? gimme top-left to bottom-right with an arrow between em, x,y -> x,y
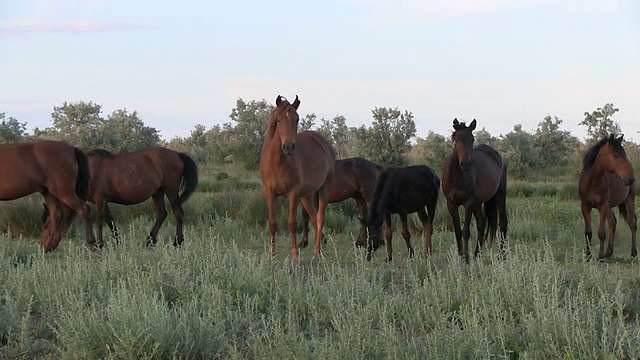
1,0 -> 639,142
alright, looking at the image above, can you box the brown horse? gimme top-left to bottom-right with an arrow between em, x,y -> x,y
442,119 -> 508,263
86,147 -> 198,248
300,157 -> 383,248
260,95 -> 335,261
0,141 -> 94,251
578,134 -> 636,261
366,165 -> 440,261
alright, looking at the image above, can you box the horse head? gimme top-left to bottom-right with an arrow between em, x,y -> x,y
598,134 -> 635,186
452,118 -> 477,171
272,95 -> 301,155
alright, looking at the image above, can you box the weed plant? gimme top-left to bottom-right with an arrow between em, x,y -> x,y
1,167 -> 640,358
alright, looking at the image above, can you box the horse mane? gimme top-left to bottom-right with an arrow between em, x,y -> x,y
87,148 -> 115,158
369,167 -> 397,224
582,135 -> 622,170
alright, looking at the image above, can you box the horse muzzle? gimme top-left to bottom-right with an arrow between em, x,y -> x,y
281,142 -> 296,155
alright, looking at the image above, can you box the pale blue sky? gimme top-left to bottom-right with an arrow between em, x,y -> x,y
1,0 -> 639,141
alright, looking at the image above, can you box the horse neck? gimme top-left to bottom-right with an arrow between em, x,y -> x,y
582,156 -> 609,187
262,131 -> 289,166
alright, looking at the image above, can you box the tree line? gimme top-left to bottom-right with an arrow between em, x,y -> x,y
1,100 -> 634,179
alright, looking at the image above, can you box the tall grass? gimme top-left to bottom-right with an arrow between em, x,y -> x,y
1,167 -> 639,358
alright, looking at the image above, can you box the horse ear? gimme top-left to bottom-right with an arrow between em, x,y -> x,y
275,95 -> 284,107
292,95 -> 300,110
469,119 -> 477,131
453,118 -> 459,127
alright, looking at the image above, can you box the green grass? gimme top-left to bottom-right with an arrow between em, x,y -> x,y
1,168 -> 640,359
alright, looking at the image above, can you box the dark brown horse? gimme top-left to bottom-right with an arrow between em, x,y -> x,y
366,165 -> 440,261
442,119 -> 508,263
579,134 -> 636,260
300,157 -> 383,248
86,147 -> 198,248
0,141 -> 94,251
260,95 -> 335,261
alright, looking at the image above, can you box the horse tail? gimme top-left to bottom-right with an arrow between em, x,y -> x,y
54,147 -> 90,242
178,152 -> 199,204
483,195 -> 499,244
74,147 -> 90,200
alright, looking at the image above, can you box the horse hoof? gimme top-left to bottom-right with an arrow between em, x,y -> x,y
297,241 -> 308,249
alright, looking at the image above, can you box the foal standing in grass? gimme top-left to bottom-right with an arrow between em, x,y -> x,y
578,134 -> 637,261
260,95 -> 335,262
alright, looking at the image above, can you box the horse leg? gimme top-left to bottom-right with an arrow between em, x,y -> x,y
417,208 -> 433,257
461,203 -> 474,263
473,204 -> 485,258
166,192 -> 185,247
625,194 -> 638,258
315,194 -> 329,258
384,212 -> 394,262
596,205 -> 609,261
55,193 -> 95,249
300,207 -> 310,249
263,189 -> 278,259
287,194 -> 301,261
355,196 -> 368,247
399,213 -> 414,259
497,193 -> 508,259
146,190 -> 168,247
104,204 -> 120,244
605,209 -> 616,258
580,202 -> 593,260
95,198 -> 107,249
447,202 -> 464,261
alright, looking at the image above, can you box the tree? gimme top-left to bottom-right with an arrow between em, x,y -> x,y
227,98 -> 274,170
579,103 -> 621,145
533,115 -> 579,168
34,101 -> 159,153
106,108 -> 160,153
356,107 -> 416,166
316,115 -> 351,159
41,101 -> 105,150
0,112 -> 28,142
474,127 -> 498,147
499,124 -> 539,179
414,131 -> 450,171
299,113 -> 316,132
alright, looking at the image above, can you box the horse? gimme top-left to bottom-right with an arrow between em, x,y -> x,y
0,140 -> 94,251
259,95 -> 336,261
442,119 -> 508,263
300,157 -> 383,248
578,134 -> 636,261
85,147 -> 198,248
365,165 -> 440,262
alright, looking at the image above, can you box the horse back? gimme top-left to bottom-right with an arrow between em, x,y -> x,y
88,147 -> 182,204
295,131 -> 336,197
471,144 -> 506,201
372,165 -> 440,215
0,141 -> 79,200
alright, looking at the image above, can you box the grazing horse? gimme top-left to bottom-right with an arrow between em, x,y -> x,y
86,147 -> 198,248
300,157 -> 383,248
442,119 -> 508,263
0,141 -> 94,251
260,95 -> 335,261
366,165 -> 440,262
578,134 -> 636,260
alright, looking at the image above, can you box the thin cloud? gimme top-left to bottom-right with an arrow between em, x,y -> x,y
0,20 -> 153,35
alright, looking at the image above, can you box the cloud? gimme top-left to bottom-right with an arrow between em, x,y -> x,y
0,20 -> 153,35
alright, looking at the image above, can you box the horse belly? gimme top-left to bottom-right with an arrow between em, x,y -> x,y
607,176 -> 630,207
0,182 -> 39,201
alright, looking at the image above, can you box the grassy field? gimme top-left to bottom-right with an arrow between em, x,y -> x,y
1,166 -> 640,359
